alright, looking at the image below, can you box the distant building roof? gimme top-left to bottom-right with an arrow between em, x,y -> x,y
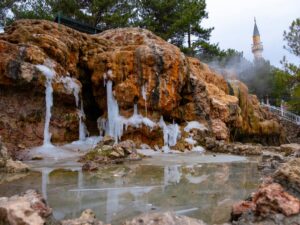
253,18 -> 260,36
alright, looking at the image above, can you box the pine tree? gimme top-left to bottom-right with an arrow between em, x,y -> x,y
137,0 -> 212,55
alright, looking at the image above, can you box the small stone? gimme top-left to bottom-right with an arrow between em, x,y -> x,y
101,145 -> 113,152
17,144 -> 26,149
154,145 -> 160,151
102,136 -> 115,146
5,159 -> 29,173
31,155 -> 44,160
109,151 -> 121,158
114,147 -> 125,157
61,209 -> 105,225
123,212 -> 207,225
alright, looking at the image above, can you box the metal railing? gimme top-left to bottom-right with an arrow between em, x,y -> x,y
54,13 -> 101,34
261,103 -> 300,125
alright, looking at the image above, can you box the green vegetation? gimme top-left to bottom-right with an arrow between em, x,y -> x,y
280,18 -> 300,113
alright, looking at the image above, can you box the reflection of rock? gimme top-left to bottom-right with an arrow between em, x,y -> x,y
61,209 -> 105,225
0,172 -> 30,184
164,166 -> 182,185
185,174 -> 208,184
0,190 -> 55,225
123,212 -> 207,225
80,138 -> 143,171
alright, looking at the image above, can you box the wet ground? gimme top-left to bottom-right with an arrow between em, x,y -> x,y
0,152 -> 260,225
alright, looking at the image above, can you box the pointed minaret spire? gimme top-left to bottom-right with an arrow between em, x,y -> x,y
252,17 -> 263,60
253,17 -> 260,36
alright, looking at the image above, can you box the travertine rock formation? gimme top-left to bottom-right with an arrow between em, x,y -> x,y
0,19 -> 284,154
0,190 -> 55,225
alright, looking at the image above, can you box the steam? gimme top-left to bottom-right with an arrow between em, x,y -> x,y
205,54 -> 273,102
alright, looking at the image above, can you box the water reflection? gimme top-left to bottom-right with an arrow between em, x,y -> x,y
0,155 -> 260,225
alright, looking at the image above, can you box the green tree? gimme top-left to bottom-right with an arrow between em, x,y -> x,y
282,18 -> 300,113
11,0 -> 52,21
0,0 -> 18,27
137,0 -> 212,55
87,0 -> 137,30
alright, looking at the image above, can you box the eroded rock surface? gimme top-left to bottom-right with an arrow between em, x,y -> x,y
0,19 -> 284,155
205,137 -> 266,155
122,212 -> 207,225
0,137 -> 29,173
232,183 -> 300,225
61,209 -> 106,225
80,137 -> 143,171
273,158 -> 300,196
0,189 -> 56,225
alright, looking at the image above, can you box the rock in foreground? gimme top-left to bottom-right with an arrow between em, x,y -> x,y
123,212 -> 207,225
0,190 -> 55,225
273,158 -> 300,196
232,183 -> 300,224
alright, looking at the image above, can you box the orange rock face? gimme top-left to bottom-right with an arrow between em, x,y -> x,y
0,20 -> 284,153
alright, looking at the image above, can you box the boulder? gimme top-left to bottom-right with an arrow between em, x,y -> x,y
232,183 -> 300,224
253,183 -> 300,217
258,152 -> 286,176
5,159 -> 29,173
211,119 -> 229,141
273,158 -> 300,196
280,143 -> 300,156
122,212 -> 207,225
61,209 -> 105,225
0,189 -> 55,225
80,139 -> 142,171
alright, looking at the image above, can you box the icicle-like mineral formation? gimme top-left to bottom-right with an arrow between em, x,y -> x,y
142,84 -> 148,117
60,76 -> 87,141
106,80 -> 124,141
36,65 -> 56,146
105,80 -> 156,142
159,116 -> 181,152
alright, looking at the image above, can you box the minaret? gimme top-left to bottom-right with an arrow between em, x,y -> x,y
252,18 -> 263,60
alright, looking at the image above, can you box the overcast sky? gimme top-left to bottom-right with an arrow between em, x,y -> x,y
203,0 -> 299,67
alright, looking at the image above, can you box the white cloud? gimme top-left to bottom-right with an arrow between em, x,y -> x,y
203,0 -> 300,67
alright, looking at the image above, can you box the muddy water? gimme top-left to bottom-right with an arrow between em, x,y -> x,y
0,153 -> 260,225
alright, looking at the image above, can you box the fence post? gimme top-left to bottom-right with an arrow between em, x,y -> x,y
280,100 -> 284,117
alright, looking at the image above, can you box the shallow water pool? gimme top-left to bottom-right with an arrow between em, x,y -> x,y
0,152 -> 260,224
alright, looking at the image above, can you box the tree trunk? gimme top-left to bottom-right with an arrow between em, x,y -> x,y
188,25 -> 191,48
